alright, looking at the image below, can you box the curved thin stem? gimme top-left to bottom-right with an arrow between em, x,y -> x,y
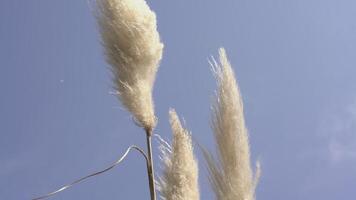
32,145 -> 148,200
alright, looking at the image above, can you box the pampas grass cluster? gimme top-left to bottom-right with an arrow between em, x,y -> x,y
158,49 -> 260,200
95,0 -> 260,199
33,1 -> 262,200
96,0 -> 163,131
158,109 -> 200,200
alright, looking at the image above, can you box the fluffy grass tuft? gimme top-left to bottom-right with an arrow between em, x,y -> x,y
204,48 -> 260,200
96,0 -> 164,131
158,109 -> 200,200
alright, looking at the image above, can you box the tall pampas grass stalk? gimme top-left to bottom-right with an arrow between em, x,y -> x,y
96,0 -> 164,199
96,0 -> 163,131
204,48 -> 261,200
158,109 -> 200,200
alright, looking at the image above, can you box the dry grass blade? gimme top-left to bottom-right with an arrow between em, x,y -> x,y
32,145 -> 148,200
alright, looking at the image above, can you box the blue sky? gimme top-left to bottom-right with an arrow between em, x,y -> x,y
1,0 -> 356,199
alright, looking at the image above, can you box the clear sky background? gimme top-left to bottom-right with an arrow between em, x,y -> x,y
1,0 -> 356,199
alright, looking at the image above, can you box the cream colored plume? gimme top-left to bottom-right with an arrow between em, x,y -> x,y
96,0 -> 164,131
158,109 -> 200,200
204,48 -> 260,200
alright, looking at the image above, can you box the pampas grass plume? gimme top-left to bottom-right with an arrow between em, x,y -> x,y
205,48 -> 260,200
96,0 -> 164,131
159,109 -> 200,200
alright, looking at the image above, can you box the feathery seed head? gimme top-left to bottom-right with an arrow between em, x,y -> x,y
96,0 -> 163,130
158,109 -> 200,200
205,48 -> 260,200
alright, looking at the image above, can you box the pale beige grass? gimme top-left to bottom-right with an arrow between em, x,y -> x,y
96,0 -> 164,131
204,48 -> 260,200
159,109 -> 200,200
